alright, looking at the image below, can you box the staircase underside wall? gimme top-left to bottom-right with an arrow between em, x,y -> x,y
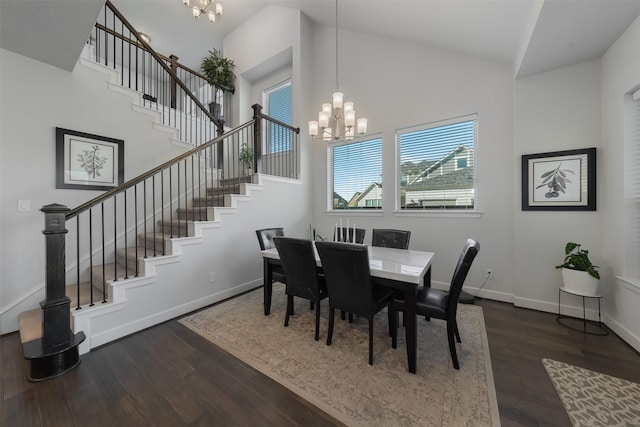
73,175 -> 307,354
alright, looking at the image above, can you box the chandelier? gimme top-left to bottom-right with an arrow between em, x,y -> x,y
308,0 -> 367,142
182,0 -> 222,23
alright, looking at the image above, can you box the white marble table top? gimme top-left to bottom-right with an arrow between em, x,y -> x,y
261,244 -> 433,285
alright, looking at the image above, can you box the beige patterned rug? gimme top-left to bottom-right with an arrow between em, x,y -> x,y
180,284 -> 500,426
542,358 -> 640,426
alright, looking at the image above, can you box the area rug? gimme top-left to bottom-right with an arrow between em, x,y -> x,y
180,284 -> 500,426
542,358 -> 640,426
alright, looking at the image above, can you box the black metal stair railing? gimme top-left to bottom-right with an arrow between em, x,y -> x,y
87,0 -> 227,146
63,121 -> 250,309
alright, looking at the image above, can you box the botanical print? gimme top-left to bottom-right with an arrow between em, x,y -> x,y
67,137 -> 115,185
77,145 -> 108,179
532,158 -> 582,203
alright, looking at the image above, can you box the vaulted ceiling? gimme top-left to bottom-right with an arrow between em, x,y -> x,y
2,0 -> 640,78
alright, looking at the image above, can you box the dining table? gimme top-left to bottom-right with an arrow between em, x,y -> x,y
260,244 -> 434,374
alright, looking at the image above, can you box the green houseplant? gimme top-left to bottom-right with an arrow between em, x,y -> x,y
239,143 -> 253,171
201,48 -> 235,119
201,48 -> 236,90
555,242 -> 600,279
556,242 -> 600,295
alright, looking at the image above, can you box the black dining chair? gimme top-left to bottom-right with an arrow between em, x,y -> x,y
315,241 -> 394,365
390,238 -> 480,370
371,229 -> 411,250
255,227 -> 286,286
273,237 -> 328,341
334,227 -> 366,244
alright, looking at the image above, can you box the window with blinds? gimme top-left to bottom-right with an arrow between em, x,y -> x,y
331,137 -> 383,210
266,81 -> 291,153
624,89 -> 640,280
397,115 -> 477,211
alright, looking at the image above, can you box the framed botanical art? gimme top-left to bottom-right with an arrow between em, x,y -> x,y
522,148 -> 596,211
56,127 -> 124,190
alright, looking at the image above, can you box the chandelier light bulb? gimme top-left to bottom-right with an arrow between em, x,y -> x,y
208,11 -> 215,22
344,110 -> 355,127
192,7 -> 200,18
216,3 -> 223,15
332,92 -> 344,109
322,103 -> 332,114
309,121 -> 319,137
319,111 -> 329,129
343,101 -> 354,113
357,118 -> 368,135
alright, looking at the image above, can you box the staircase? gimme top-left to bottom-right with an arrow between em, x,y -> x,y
17,0 -> 300,381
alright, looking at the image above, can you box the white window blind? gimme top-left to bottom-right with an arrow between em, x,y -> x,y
266,82 -> 291,153
331,138 -> 383,210
397,115 -> 477,210
624,90 -> 640,279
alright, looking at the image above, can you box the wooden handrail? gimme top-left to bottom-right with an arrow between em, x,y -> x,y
104,0 -> 224,131
66,121 -> 254,220
94,22 -> 234,94
252,104 -> 300,133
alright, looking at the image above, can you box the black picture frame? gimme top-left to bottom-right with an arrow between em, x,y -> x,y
522,148 -> 596,211
56,127 -> 124,190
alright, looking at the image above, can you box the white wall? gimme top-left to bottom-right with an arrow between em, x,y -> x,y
307,25 -> 516,295
0,49 -> 191,332
513,59 -> 603,313
601,15 -> 640,350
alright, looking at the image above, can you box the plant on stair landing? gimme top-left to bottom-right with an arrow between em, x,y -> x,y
201,48 -> 236,119
239,143 -> 254,173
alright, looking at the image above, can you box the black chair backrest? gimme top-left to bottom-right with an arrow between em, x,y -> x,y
446,239 -> 480,319
371,229 -> 411,249
315,241 -> 375,315
255,227 -> 284,250
273,237 -> 323,301
334,227 -> 366,244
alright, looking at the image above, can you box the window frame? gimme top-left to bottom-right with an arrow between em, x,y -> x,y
395,114 -> 479,216
327,135 -> 384,213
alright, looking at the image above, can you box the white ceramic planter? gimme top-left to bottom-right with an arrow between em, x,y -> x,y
561,267 -> 599,296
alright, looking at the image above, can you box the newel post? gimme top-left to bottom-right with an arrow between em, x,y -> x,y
169,54 -> 179,109
22,204 -> 85,381
252,103 -> 263,174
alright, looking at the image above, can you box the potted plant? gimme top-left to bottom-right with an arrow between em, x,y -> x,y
239,143 -> 253,173
201,48 -> 235,119
555,242 -> 600,295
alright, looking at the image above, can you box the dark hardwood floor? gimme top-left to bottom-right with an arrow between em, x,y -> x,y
2,297 -> 639,426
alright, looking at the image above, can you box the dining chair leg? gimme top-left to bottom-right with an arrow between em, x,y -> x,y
447,322 -> 460,370
368,317 -> 374,365
454,322 -> 461,343
284,295 -> 293,327
390,309 -> 398,349
314,301 -> 321,341
327,308 -> 335,346
310,301 -> 315,310
341,310 -> 346,320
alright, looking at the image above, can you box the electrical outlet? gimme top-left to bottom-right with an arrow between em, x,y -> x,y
485,269 -> 493,279
209,272 -> 216,283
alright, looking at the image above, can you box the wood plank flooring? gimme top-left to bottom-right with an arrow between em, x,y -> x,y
2,297 -> 639,426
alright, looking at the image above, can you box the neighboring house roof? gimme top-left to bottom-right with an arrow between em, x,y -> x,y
404,145 -> 474,191
349,183 -> 381,206
408,145 -> 469,186
333,192 -> 348,207
405,167 -> 474,191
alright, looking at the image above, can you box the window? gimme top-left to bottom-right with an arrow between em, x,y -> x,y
265,81 -> 291,153
331,137 -> 383,210
624,88 -> 640,280
397,115 -> 477,211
